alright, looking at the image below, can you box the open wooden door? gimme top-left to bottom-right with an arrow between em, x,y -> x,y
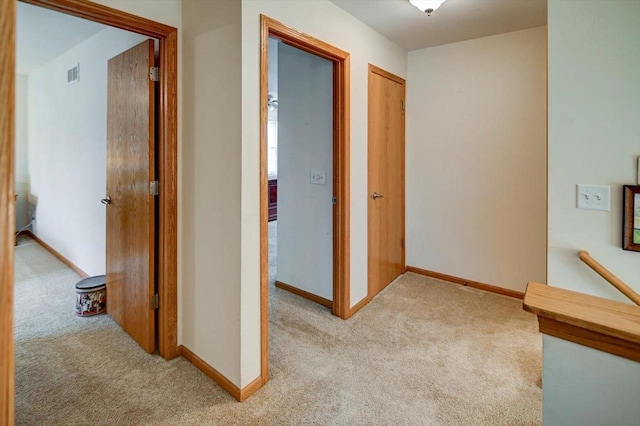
368,65 -> 406,298
105,40 -> 156,353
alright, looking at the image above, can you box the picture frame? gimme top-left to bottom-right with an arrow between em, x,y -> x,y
623,185 -> 640,252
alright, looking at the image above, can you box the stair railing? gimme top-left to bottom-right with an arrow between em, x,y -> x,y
578,250 -> 640,306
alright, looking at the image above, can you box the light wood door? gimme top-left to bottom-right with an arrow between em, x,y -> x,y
106,40 -> 156,353
1,0 -> 15,421
368,65 -> 405,297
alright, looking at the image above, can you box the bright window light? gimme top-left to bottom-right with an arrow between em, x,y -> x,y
267,121 -> 278,177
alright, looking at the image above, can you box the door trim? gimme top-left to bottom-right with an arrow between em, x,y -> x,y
259,14 -> 351,384
13,0 -> 179,360
367,64 -> 406,297
1,1 -> 16,421
369,64 -> 406,86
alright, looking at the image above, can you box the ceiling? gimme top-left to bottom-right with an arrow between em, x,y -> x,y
17,2 -> 106,75
330,0 -> 547,51
16,1 -> 546,74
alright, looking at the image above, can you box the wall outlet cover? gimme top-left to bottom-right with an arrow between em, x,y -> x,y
310,170 -> 326,185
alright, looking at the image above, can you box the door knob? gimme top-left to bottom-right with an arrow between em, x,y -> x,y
101,196 -> 112,205
371,192 -> 384,199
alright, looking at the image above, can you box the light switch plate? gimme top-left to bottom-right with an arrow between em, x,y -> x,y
310,170 -> 326,185
576,184 -> 611,211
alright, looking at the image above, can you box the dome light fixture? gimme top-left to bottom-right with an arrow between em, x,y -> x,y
268,92 -> 278,111
409,0 -> 447,16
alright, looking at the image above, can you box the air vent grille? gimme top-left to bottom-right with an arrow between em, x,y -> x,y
67,64 -> 79,85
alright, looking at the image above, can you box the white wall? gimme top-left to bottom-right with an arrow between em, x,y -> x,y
15,74 -> 29,231
542,336 -> 640,426
241,0 -> 407,387
181,0 -> 242,386
92,0 -> 181,34
548,0 -> 640,300
277,43 -> 333,300
406,27 -> 547,293
545,1 -> 640,423
28,27 -> 145,276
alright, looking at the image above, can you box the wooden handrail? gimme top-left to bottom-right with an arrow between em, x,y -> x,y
523,282 -> 640,363
579,251 -> 640,306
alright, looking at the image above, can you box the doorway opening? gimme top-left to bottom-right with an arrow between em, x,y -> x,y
260,15 -> 351,382
13,0 -> 179,361
268,36 -> 335,309
3,2 -> 177,419
14,2 -> 162,352
0,0 -> 179,419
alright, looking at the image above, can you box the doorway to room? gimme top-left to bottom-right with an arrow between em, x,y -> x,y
14,2 -> 161,353
1,0 -> 178,420
10,0 -> 179,360
267,36 -> 335,309
259,15 -> 351,383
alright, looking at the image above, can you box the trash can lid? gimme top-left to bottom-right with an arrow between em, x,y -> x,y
76,275 -> 107,290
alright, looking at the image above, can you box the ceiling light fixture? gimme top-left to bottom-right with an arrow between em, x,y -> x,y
268,92 -> 278,111
409,0 -> 447,16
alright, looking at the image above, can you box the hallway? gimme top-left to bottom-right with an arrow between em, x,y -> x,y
15,233 -> 541,425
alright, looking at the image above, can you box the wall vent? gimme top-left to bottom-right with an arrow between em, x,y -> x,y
67,63 -> 80,85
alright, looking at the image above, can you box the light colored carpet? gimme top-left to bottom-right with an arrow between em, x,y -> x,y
14,226 -> 541,425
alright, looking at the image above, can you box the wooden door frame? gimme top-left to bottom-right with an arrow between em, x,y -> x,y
367,64 -> 406,297
1,1 -> 16,421
259,15 -> 351,382
4,0 -> 178,362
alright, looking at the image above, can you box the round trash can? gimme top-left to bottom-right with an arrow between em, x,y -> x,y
75,275 -> 106,317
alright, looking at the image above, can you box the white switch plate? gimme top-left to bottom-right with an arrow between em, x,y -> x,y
576,184 -> 611,211
310,170 -> 326,185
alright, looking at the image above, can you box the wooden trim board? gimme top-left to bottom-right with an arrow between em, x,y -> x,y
19,0 -> 180,361
156,27 -> 179,361
275,281 -> 333,308
179,346 -> 263,402
405,266 -> 525,300
1,1 -> 16,421
21,231 -> 89,278
538,316 -> 640,363
524,282 -> 640,363
369,64 -> 406,86
21,0 -> 175,37
259,14 -> 351,391
348,295 -> 372,317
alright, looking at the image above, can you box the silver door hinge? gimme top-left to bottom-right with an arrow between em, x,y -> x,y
150,67 -> 159,82
332,196 -> 337,205
152,294 -> 159,310
150,180 -> 160,196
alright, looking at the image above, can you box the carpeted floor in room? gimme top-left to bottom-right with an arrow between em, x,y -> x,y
14,223 -> 542,425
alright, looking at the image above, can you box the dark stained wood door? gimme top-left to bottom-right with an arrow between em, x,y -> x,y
368,65 -> 406,298
106,40 -> 156,353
